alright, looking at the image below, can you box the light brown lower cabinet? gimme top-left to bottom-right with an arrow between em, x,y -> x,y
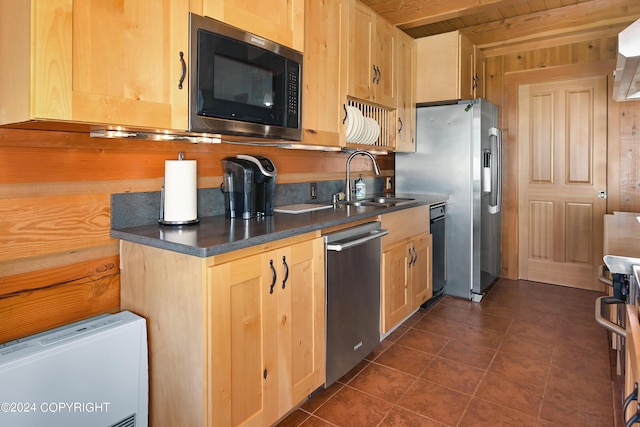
120,232 -> 325,427
381,232 -> 432,333
380,205 -> 432,334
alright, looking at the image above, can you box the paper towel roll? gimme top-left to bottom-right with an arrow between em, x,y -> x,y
162,159 -> 198,223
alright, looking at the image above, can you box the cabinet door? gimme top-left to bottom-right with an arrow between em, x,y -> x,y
410,234 -> 433,308
458,33 -> 475,101
32,1 -> 189,129
202,0 -> 304,52
381,243 -> 411,333
416,31 -> 476,103
276,238 -> 325,414
301,0 -> 348,147
349,2 -> 376,103
395,29 -> 416,152
374,18 -> 396,107
209,253 -> 278,427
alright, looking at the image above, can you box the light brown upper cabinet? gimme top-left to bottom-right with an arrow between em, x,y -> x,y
0,0 -> 189,130
198,0 -> 304,53
300,0 -> 348,148
348,1 -> 396,108
395,29 -> 417,152
416,31 -> 477,104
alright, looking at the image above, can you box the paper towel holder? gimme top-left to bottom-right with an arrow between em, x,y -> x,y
159,152 -> 200,226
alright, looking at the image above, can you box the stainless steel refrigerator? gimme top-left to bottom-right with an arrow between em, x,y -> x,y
396,99 -> 501,301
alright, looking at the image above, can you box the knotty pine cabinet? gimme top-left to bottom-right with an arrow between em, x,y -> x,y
395,29 -> 417,152
348,1 -> 396,108
416,30 -> 477,104
380,206 -> 432,333
0,0 -> 189,130
120,233 -> 325,427
300,0 -> 348,148
198,0 -> 304,53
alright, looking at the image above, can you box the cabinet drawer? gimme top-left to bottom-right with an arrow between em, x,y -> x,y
380,205 -> 429,250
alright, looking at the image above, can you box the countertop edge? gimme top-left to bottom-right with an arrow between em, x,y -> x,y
111,194 -> 447,258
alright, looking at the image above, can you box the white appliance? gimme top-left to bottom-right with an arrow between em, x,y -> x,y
0,311 -> 148,427
396,99 -> 502,301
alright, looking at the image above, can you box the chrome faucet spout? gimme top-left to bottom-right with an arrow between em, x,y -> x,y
345,150 -> 381,201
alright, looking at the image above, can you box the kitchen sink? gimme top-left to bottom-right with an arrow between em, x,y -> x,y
339,196 -> 415,207
366,197 -> 415,204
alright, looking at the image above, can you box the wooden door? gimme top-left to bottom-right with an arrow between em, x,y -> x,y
381,243 -> 411,333
42,0 -> 189,129
349,2 -> 375,102
410,234 -> 433,308
201,0 -> 304,52
301,0 -> 348,147
276,238 -> 325,416
209,253 -> 278,427
517,76 -> 607,290
395,29 -> 416,152
373,18 -> 396,107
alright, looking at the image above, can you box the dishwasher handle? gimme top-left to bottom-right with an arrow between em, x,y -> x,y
326,229 -> 388,252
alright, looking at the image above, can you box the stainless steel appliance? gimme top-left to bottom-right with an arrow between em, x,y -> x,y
324,222 -> 388,386
220,155 -> 277,219
429,202 -> 446,301
396,99 -> 502,301
189,14 -> 302,140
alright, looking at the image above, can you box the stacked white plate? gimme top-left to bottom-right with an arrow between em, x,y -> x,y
345,106 -> 381,145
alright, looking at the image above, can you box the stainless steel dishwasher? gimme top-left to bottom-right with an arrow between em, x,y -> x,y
324,221 -> 388,386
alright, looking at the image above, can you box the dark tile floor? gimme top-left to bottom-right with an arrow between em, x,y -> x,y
277,278 -> 623,427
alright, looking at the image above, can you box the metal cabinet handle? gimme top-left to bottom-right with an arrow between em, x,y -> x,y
376,65 -> 381,84
269,259 -> 276,294
413,247 -> 418,265
178,51 -> 186,90
627,401 -> 640,427
594,296 -> 626,337
372,65 -> 377,83
326,229 -> 389,251
408,247 -> 416,267
625,383 -> 639,417
398,118 -> 403,133
282,256 -> 289,289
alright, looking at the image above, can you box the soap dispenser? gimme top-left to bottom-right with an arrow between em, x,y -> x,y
355,174 -> 366,199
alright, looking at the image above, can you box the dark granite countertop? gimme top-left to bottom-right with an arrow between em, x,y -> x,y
110,193 -> 447,258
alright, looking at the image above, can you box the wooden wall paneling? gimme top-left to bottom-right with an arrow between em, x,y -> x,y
0,127 -> 393,344
461,0 -> 640,47
0,193 -> 111,262
0,256 -> 120,343
608,73 -> 622,214
616,100 -> 640,212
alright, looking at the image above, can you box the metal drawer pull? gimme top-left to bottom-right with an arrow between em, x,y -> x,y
594,296 -> 626,337
598,264 -> 613,286
282,256 -> 289,289
326,229 -> 388,251
269,259 -> 276,294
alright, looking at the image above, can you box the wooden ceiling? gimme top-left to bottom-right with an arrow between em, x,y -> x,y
360,0 -> 640,48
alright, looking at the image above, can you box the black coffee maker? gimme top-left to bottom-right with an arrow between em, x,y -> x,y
221,155 -> 277,219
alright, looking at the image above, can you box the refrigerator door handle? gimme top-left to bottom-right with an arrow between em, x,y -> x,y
488,127 -> 501,214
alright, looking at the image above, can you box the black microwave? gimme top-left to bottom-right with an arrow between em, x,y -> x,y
188,13 -> 302,141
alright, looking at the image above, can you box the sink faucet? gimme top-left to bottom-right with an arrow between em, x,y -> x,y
345,150 -> 381,201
